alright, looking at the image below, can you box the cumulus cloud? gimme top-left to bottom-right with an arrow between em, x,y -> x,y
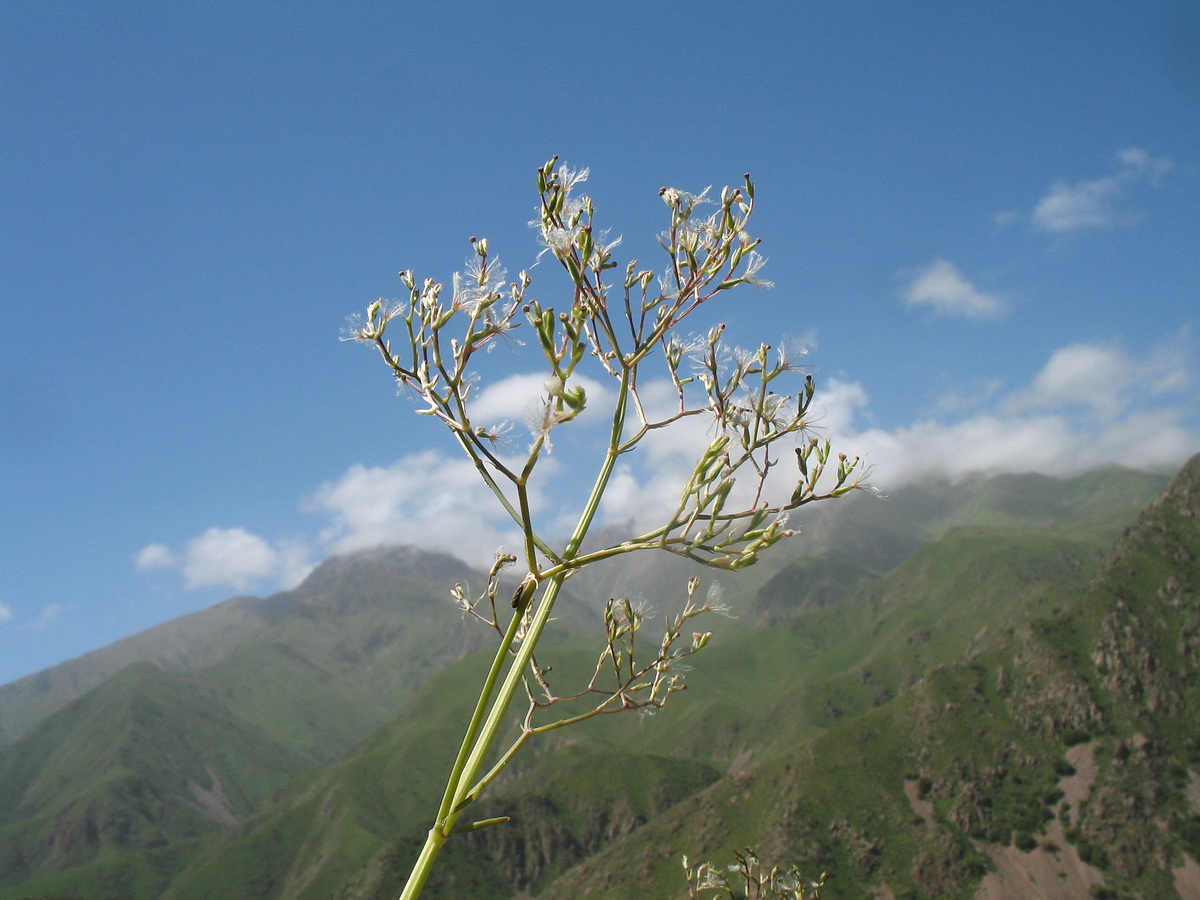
307,448 -> 549,566
135,543 -> 176,570
821,335 -> 1197,489
137,528 -> 314,593
183,528 -> 280,590
1019,343 -> 1133,418
902,260 -> 1007,320
1007,338 -> 1192,420
472,371 -> 611,433
138,334 -> 1197,584
370,335 -> 1196,550
1032,148 -> 1173,233
1033,175 -> 1122,232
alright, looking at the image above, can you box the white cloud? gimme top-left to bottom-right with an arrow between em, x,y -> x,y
812,378 -> 871,434
472,373 -> 555,424
138,334 -> 1197,586
138,529 -> 315,593
307,448 -> 546,566
0,602 -> 12,623
1032,148 -> 1173,233
480,335 -> 1193,542
1033,175 -> 1122,232
820,336 -> 1197,489
1021,343 -> 1132,417
183,527 -> 280,590
1117,147 -> 1173,181
1007,337 -> 1193,421
135,543 -> 177,570
471,371 -> 612,447
274,541 -> 317,590
902,260 -> 1007,320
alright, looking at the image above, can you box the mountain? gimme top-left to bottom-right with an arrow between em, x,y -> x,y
0,547 -> 466,748
0,546 -> 534,898
83,465 -> 1166,900
0,595 -> 270,747
0,662 -> 305,889
536,453 -> 1200,900
748,466 -> 1167,620
0,464 -> 1178,899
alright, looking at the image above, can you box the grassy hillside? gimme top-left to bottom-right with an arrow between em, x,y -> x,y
128,467 -> 1170,900
0,662 -> 305,895
0,596 -> 270,747
0,547 -> 523,899
0,546 -> 492,751
0,464 -> 1174,899
538,454 -> 1200,900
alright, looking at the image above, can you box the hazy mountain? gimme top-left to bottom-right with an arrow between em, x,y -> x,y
0,546 -> 520,751
537,453 -> 1200,900
0,595 -> 270,747
0,546 -> 525,897
0,464 -> 1178,899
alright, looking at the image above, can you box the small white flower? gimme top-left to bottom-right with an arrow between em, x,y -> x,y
555,163 -> 590,195
704,582 -> 734,618
629,596 -> 655,620
542,226 -> 578,253
742,250 -> 773,288
451,255 -> 507,314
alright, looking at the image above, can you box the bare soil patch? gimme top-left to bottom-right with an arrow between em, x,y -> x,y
1174,852 -> 1200,900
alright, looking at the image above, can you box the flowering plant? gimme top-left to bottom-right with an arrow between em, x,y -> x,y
348,158 -> 863,898
684,848 -> 825,899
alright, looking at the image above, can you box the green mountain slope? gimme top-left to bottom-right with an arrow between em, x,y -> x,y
0,546 -> 491,751
749,465 -> 1166,621
0,662 -> 304,894
128,467 -> 1169,900
0,465 -> 1173,900
538,453 -> 1200,900
0,596 -> 270,747
0,547 -> 534,899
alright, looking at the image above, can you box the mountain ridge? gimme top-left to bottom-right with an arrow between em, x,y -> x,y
0,463 -> 1183,899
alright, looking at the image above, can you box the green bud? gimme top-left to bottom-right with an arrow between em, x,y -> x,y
562,385 -> 586,411
795,445 -> 808,476
623,260 -> 639,289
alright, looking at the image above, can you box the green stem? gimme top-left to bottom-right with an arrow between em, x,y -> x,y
432,603 -> 527,827
396,371 -> 631,900
446,574 -> 567,814
398,828 -> 445,900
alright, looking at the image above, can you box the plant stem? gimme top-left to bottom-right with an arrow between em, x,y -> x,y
398,829 -> 444,900
432,601 -> 527,827
396,371 -> 631,900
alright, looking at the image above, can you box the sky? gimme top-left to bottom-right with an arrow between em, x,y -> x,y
1,1 -> 1198,686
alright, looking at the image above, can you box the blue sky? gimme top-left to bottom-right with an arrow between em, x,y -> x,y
2,1 -> 1198,686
